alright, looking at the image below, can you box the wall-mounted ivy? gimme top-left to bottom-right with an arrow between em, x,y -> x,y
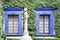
2,0 -> 60,37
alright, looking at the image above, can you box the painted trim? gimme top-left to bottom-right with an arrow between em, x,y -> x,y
36,8 -> 55,36
35,8 -> 54,11
4,8 -> 23,11
4,12 -> 8,34
4,8 -> 23,36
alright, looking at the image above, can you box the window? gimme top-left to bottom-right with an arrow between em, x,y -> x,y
39,15 -> 50,34
36,8 -> 55,36
8,15 -> 18,34
4,8 -> 23,36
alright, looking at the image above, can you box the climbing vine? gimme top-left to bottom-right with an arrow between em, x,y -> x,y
2,0 -> 60,37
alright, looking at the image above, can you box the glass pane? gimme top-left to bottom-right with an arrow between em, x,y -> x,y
9,28 -> 13,34
44,15 -> 49,34
8,22 -> 13,25
9,25 -> 13,28
39,25 -> 43,28
40,16 -> 43,22
39,28 -> 43,33
44,28 -> 49,33
39,16 -> 44,33
8,15 -> 18,34
13,15 -> 18,34
44,16 -> 49,25
39,22 -> 43,25
39,15 -> 50,34
45,25 -> 49,28
8,15 -> 13,34
14,28 -> 18,34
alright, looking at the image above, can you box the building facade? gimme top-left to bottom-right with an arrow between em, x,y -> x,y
4,8 -> 55,37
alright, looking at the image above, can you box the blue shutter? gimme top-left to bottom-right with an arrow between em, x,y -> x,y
4,8 -> 23,36
35,8 -> 55,36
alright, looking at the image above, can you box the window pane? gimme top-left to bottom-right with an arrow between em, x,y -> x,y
44,28 -> 49,33
45,25 -> 49,28
44,15 -> 49,34
14,28 -> 18,34
13,15 -> 18,34
39,15 -> 50,34
8,22 -> 13,25
44,16 -> 49,24
8,15 -> 13,34
39,16 -> 44,33
40,16 -> 43,22
8,15 -> 18,34
9,28 -> 13,34
39,28 -> 43,33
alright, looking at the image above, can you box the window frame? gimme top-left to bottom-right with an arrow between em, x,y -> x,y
35,8 -> 55,36
4,8 -> 23,36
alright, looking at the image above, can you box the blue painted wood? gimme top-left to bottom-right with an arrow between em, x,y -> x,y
4,8 -> 23,11
35,8 -> 54,11
4,8 -> 23,36
36,8 -> 55,36
19,11 -> 23,35
36,12 -> 40,35
4,12 -> 8,34
50,11 -> 55,36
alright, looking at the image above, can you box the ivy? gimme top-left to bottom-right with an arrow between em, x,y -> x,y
1,0 -> 60,37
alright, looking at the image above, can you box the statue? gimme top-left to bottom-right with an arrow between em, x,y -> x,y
20,8 -> 32,40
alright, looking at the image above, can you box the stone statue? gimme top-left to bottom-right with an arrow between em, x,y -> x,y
20,8 -> 32,40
